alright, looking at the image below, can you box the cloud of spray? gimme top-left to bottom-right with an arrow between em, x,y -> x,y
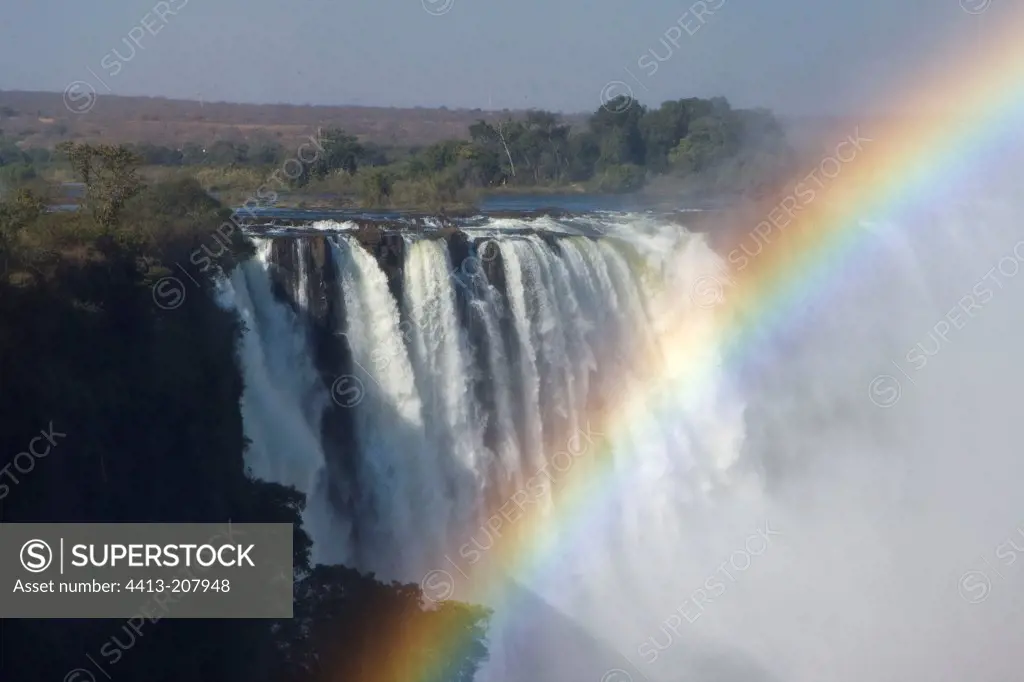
483,144 -> 1024,682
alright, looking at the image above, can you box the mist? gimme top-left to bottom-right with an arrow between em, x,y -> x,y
470,132 -> 1024,682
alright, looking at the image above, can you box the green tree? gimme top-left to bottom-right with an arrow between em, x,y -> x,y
207,140 -> 250,166
306,129 -> 365,184
360,168 -> 393,206
668,115 -> 732,174
407,140 -> 463,178
57,141 -> 146,229
566,132 -> 601,181
588,97 -> 646,167
515,110 -> 571,184
252,141 -> 285,165
466,120 -> 510,186
0,133 -> 27,167
591,163 -> 645,193
639,100 -> 694,173
0,188 -> 45,279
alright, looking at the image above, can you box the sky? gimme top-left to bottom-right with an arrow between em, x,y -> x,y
0,0 -> 1002,115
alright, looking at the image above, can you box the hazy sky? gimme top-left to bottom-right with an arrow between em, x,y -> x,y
0,0 -> 1000,114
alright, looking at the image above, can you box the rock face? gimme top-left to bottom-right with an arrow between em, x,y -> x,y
254,226 -> 522,321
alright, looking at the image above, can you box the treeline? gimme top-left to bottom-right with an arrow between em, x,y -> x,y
1,96 -> 794,207
0,133 -> 51,187
298,96 -> 794,205
0,143 -> 490,682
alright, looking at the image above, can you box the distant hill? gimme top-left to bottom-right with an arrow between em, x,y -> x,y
0,90 -> 589,150
0,89 -> 885,162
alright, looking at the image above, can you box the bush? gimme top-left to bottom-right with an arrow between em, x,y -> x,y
358,168 -> 394,206
590,163 -> 646,193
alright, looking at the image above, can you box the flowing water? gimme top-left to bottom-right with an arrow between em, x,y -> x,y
218,201 -> 1024,682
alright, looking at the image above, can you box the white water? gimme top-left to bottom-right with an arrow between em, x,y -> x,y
215,239 -> 347,566
329,235 -> 441,578
402,238 -> 488,546
526,200 -> 1024,682
498,239 -> 550,506
225,195 -> 1024,682
469,252 -> 523,494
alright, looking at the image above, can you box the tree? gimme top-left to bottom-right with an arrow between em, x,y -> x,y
307,128 -> 365,183
252,141 -> 285,165
591,163 -> 645,193
0,188 -> 45,280
516,110 -> 571,184
668,115 -> 732,173
281,565 -> 491,682
181,142 -> 207,165
639,100 -> 693,173
567,132 -> 601,181
588,97 -> 646,167
0,133 -> 26,166
360,168 -> 393,206
56,141 -> 145,229
465,112 -> 571,187
126,142 -> 183,166
408,140 -> 463,178
466,120 -> 511,186
207,140 -> 250,166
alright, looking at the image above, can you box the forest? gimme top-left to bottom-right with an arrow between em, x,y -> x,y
0,96 -> 795,209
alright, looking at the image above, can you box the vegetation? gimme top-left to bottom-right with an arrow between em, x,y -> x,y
0,144 -> 491,682
0,95 -> 794,210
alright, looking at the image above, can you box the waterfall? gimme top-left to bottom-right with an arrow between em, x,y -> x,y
497,239 -> 550,508
402,237 -> 488,545
207,148 -> 1024,682
215,239 -> 349,567
328,235 -> 443,578
216,217 -> 751,678
466,241 -> 523,495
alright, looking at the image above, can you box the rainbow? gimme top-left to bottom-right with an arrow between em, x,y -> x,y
361,6 -> 1024,681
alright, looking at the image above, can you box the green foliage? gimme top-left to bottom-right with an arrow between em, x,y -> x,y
57,141 -> 145,229
125,142 -> 185,166
359,168 -> 394,206
0,187 -> 45,279
567,132 -> 601,181
589,97 -> 646,167
288,99 -> 789,205
669,115 -> 732,173
208,139 -> 250,166
252,140 -> 285,165
181,142 -> 207,165
640,99 -> 697,172
407,140 -> 465,178
0,161 -> 37,188
4,94 -> 791,210
0,142 -> 25,167
590,163 -> 646,193
306,128 -> 365,184
194,165 -> 267,194
464,114 -> 573,186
